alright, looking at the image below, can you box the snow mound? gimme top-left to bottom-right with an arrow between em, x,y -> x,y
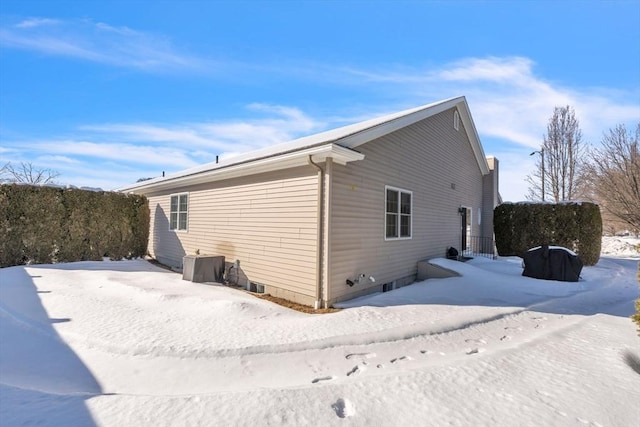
601,236 -> 640,258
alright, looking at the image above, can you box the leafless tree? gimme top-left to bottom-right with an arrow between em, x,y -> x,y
0,161 -> 60,185
584,123 -> 640,232
527,106 -> 586,202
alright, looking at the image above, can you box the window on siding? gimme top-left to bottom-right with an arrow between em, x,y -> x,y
453,110 -> 460,131
170,193 -> 188,231
385,186 -> 412,239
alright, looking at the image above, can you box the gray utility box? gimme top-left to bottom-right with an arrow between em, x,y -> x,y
182,255 -> 225,283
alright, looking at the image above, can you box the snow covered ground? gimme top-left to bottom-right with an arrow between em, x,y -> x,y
601,235 -> 640,258
1,238 -> 639,426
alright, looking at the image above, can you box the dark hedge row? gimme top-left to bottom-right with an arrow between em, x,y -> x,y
494,202 -> 602,266
0,184 -> 149,267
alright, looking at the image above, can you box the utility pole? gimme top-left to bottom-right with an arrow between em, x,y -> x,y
530,149 -> 545,201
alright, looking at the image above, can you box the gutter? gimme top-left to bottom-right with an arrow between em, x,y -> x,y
119,143 -> 363,195
308,155 -> 325,309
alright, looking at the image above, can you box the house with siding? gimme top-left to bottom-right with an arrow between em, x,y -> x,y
119,96 -> 499,308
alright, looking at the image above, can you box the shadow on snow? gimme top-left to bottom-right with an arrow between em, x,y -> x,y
0,267 -> 102,427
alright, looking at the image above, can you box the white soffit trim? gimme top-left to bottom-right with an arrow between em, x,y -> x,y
119,144 -> 364,193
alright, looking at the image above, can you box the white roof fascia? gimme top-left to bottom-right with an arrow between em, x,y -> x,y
119,144 -> 364,193
336,96 -> 489,175
337,97 -> 462,148
119,96 -> 489,193
457,99 -> 490,175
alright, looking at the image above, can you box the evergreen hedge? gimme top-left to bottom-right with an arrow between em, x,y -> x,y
494,202 -> 602,265
0,184 -> 149,267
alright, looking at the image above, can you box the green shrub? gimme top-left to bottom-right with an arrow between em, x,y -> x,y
0,184 -> 149,267
494,202 -> 602,265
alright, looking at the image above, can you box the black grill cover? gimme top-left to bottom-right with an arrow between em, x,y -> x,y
522,245 -> 583,282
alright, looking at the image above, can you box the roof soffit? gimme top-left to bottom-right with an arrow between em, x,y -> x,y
119,144 -> 364,194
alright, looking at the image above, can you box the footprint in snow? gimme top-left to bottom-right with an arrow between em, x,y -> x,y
390,356 -> 413,364
345,352 -> 376,360
347,365 -> 366,376
420,350 -> 434,355
312,376 -> 335,384
332,398 -> 355,418
465,338 -> 487,344
576,417 -> 603,427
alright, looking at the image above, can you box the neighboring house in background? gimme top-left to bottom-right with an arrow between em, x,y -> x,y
119,96 -> 500,308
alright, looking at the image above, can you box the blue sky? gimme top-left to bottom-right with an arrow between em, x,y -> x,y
1,0 -> 639,201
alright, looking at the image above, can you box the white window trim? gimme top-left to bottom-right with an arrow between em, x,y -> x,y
384,185 -> 413,241
169,192 -> 189,232
453,110 -> 460,131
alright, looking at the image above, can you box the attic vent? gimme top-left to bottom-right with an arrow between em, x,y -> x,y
453,110 -> 460,131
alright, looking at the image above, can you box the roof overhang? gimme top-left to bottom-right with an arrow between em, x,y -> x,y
337,97 -> 490,175
119,143 -> 364,194
119,96 -> 489,194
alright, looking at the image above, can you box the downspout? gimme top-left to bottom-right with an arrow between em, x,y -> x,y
308,155 -> 325,309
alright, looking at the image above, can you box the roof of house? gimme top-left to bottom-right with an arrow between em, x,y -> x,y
119,96 -> 488,193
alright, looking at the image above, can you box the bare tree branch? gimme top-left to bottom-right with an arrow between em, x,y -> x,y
526,106 -> 586,202
0,161 -> 60,185
584,123 -> 640,232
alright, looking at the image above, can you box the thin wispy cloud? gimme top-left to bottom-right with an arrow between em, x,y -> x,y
0,17 -> 207,72
80,104 -> 325,155
35,155 -> 80,164
16,140 -> 199,168
436,57 -> 537,83
0,104 -> 327,189
338,56 -> 640,148
2,47 -> 637,198
311,56 -> 638,201
14,17 -> 60,28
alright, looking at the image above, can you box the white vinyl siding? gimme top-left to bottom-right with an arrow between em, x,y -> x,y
169,193 -> 188,231
146,167 -> 319,304
328,107 -> 485,303
385,186 -> 412,240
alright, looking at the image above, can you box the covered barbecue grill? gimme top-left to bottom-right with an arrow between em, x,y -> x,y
522,244 -> 583,282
